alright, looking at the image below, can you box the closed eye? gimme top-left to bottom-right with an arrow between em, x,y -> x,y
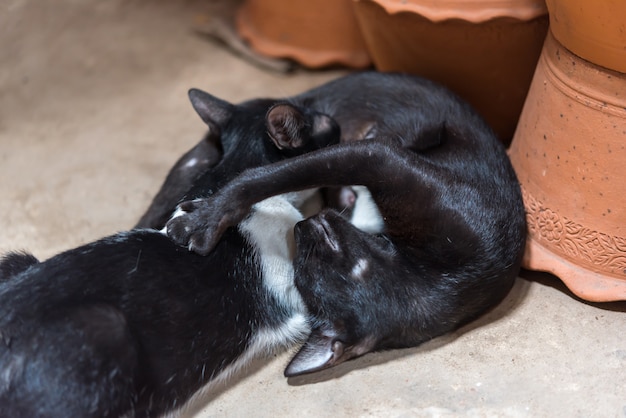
372,233 -> 397,256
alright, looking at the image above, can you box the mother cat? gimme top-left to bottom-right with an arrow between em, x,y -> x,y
166,72 -> 527,376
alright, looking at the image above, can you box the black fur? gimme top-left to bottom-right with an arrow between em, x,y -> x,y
165,72 -> 527,376
0,92 -> 339,417
0,252 -> 39,282
0,230 -> 255,417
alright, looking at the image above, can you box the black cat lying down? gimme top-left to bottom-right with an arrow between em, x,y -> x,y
0,93 -> 340,417
166,72 -> 528,376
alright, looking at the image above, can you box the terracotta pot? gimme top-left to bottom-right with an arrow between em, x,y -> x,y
508,31 -> 626,302
235,0 -> 371,69
545,0 -> 626,73
351,0 -> 549,144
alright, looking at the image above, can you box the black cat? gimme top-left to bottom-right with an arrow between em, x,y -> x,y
165,72 -> 527,376
0,92 -> 339,417
135,71 -> 406,231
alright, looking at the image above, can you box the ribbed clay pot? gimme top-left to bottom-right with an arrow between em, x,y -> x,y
508,31 -> 626,302
545,0 -> 626,73
235,0 -> 371,69
351,0 -> 549,144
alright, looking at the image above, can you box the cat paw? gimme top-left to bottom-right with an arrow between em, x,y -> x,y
165,199 -> 219,256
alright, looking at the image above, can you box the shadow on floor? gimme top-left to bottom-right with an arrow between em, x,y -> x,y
519,269 -> 626,313
286,275 -> 532,386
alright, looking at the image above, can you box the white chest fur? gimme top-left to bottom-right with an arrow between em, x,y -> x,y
238,193 -> 308,315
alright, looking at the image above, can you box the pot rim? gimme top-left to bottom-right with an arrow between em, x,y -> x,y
355,0 -> 548,22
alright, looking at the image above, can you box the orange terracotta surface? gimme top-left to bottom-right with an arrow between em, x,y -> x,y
545,0 -> 626,73
235,0 -> 371,69
508,31 -> 626,302
352,0 -> 548,144
368,0 -> 548,22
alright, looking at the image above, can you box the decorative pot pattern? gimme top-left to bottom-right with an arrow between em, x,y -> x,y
352,0 -> 549,144
508,31 -> 626,302
236,0 -> 371,69
523,189 -> 626,278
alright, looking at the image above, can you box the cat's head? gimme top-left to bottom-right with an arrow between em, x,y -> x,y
186,90 -> 340,160
285,209 -> 407,377
136,90 -> 340,229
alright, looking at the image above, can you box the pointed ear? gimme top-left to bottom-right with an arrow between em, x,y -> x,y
188,88 -> 234,136
284,328 -> 376,377
284,331 -> 343,377
266,103 -> 308,150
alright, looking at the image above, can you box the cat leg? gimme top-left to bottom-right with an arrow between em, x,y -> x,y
135,132 -> 222,230
166,137 -> 448,255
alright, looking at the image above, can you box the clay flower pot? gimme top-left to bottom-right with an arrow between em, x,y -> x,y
351,0 -> 549,144
235,0 -> 371,69
545,0 -> 626,73
508,31 -> 626,302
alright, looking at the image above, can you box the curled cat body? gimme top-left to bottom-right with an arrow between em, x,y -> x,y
166,72 -> 527,376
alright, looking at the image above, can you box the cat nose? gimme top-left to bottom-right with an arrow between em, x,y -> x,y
310,216 -> 341,253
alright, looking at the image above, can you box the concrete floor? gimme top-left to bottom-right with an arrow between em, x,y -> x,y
1,1 -> 624,417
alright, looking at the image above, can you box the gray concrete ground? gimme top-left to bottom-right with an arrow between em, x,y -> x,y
1,1 -> 624,417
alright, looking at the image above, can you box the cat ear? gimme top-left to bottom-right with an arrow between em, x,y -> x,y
267,104 -> 339,152
284,331 -> 342,377
188,88 -> 234,137
266,103 -> 309,150
284,328 -> 376,377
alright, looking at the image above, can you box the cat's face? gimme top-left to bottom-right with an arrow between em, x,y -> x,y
286,209 -> 404,377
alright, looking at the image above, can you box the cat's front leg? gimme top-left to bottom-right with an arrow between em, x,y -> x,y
166,189 -> 250,255
165,141 -> 397,255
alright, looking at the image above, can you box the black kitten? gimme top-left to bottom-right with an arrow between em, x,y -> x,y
0,91 -> 339,417
135,71 -> 412,230
165,72 -> 527,376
